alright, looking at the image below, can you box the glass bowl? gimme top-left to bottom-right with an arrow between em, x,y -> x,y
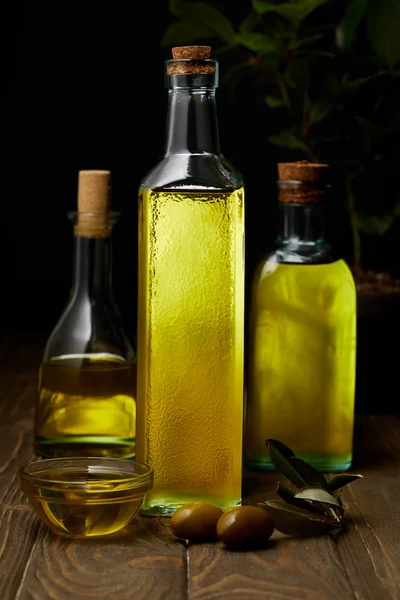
19,457 -> 153,538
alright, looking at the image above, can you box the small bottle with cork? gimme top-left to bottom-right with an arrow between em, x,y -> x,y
244,160 -> 357,472
34,170 -> 136,459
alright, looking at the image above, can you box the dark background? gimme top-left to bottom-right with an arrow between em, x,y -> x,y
2,2 -> 399,418
3,1 -> 277,336
3,2 -> 172,334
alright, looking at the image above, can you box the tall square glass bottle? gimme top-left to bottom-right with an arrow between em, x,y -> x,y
136,46 -> 245,515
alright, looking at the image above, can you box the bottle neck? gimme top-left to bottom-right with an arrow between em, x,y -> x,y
165,75 -> 220,155
71,236 -> 113,299
279,203 -> 325,244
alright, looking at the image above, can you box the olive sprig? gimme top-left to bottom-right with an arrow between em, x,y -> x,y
258,439 -> 363,539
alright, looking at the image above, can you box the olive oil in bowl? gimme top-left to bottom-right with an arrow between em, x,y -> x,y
20,457 -> 153,538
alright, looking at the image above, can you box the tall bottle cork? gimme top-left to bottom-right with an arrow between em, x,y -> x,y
167,45 -> 215,75
277,160 -> 331,205
75,170 -> 112,237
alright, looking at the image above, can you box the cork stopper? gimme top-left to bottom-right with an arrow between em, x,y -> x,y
167,45 -> 215,75
172,46 -> 211,60
277,160 -> 331,204
278,160 -> 330,182
75,170 -> 112,237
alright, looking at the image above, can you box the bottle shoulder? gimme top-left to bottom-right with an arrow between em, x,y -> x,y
140,153 -> 243,190
252,255 -> 356,294
249,258 -> 356,325
43,296 -> 135,363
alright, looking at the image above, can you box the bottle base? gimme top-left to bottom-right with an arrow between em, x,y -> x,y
34,436 -> 136,459
140,497 -> 242,517
245,453 -> 353,473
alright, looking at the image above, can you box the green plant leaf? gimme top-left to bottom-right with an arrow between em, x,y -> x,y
335,0 -> 367,50
253,0 -> 328,22
327,473 -> 364,493
356,212 -> 395,235
265,439 -> 308,488
260,500 -> 340,537
295,486 -> 341,507
291,458 -> 328,488
161,21 -> 213,46
308,97 -> 334,125
168,0 -> 185,18
179,2 -> 237,44
236,32 -> 279,54
342,72 -> 386,93
286,57 -> 311,88
265,95 -> 286,108
253,1 -> 304,21
239,11 -> 262,35
366,0 -> 400,68
267,129 -> 306,150
293,33 -> 324,49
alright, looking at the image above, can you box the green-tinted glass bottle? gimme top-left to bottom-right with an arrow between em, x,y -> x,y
244,161 -> 356,471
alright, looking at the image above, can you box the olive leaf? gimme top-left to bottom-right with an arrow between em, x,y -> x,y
260,500 -> 340,538
263,438 -> 364,539
294,486 -> 341,507
327,473 -> 364,493
276,482 -> 316,512
276,482 -> 339,520
291,457 -> 328,488
265,439 -> 308,488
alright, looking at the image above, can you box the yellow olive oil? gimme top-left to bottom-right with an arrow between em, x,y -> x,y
137,187 -> 245,515
21,467 -> 144,537
35,355 -> 136,458
245,259 -> 356,470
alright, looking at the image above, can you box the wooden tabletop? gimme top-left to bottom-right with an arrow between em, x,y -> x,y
1,332 -> 399,600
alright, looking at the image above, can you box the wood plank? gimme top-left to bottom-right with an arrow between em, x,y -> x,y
186,473 -> 355,600
186,416 -> 400,600
336,415 -> 400,600
16,516 -> 186,600
0,374 -> 36,507
187,534 -> 356,600
0,506 -> 41,600
1,332 -> 399,600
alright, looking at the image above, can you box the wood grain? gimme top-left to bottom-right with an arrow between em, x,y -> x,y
187,533 -> 355,600
185,416 -> 400,600
337,415 -> 400,600
0,506 -> 41,600
0,332 -> 400,600
17,517 -> 186,600
187,469 -> 355,600
0,374 -> 36,508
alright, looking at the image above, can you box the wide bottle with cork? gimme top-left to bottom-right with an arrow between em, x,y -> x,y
136,46 -> 245,515
244,161 -> 356,471
34,170 -> 136,458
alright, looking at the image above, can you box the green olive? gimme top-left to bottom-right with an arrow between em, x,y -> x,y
216,505 -> 274,549
170,501 -> 224,542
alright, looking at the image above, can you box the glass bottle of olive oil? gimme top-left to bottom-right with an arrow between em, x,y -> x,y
34,170 -> 136,458
136,46 -> 245,515
244,161 -> 356,471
